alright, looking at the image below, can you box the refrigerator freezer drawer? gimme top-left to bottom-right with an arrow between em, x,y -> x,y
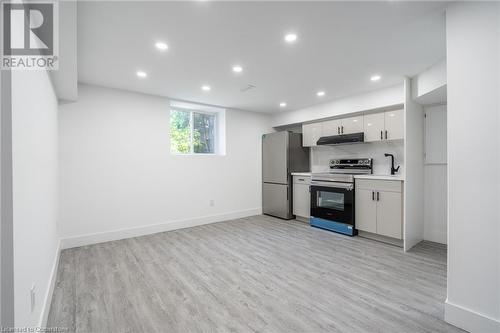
263,183 -> 292,219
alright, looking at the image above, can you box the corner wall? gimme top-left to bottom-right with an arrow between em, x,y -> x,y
445,2 -> 500,332
1,65 -> 15,328
11,69 -> 59,327
403,78 -> 424,251
58,84 -> 272,247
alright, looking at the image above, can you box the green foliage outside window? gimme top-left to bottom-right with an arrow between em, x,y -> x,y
193,112 -> 215,153
170,110 -> 191,153
170,109 -> 216,154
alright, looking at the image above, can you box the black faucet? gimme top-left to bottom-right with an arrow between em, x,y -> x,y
384,153 -> 400,175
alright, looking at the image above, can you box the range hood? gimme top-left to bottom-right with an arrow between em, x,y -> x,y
316,132 -> 364,146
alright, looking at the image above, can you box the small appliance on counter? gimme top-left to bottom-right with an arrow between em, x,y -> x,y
262,131 -> 310,219
310,158 -> 372,236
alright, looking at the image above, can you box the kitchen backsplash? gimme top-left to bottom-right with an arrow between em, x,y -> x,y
311,140 -> 405,175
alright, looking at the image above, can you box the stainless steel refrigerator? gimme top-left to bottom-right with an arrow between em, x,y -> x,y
262,131 -> 310,219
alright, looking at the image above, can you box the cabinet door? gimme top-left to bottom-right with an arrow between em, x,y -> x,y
376,191 -> 402,239
322,119 -> 342,136
384,109 -> 404,140
293,183 -> 310,218
363,113 -> 385,142
302,123 -> 323,147
341,116 -> 364,134
355,189 -> 377,233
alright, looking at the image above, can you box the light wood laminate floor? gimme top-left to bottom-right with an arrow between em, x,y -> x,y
48,215 -> 463,333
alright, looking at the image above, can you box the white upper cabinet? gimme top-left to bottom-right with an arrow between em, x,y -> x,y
341,116 -> 364,134
301,109 -> 404,147
302,122 -> 323,147
321,119 -> 342,136
384,109 -> 404,140
363,113 -> 385,142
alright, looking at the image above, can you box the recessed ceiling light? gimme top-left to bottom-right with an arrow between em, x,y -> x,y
284,33 -> 298,43
136,70 -> 147,78
155,42 -> 168,51
232,65 -> 243,73
370,75 -> 381,81
316,91 -> 325,97
279,102 -> 287,107
201,85 -> 211,91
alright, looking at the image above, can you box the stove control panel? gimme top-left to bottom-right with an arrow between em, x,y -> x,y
329,158 -> 373,172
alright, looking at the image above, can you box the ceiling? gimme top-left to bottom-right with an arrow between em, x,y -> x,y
77,1 -> 447,113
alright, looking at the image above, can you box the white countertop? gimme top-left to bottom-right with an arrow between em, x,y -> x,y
354,174 -> 405,181
291,172 -> 403,181
291,172 -> 312,177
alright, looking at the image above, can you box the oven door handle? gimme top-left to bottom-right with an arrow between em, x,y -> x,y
310,181 -> 353,190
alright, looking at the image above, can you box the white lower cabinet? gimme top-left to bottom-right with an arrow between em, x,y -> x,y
355,179 -> 403,239
376,191 -> 402,239
355,189 -> 377,233
293,176 -> 310,218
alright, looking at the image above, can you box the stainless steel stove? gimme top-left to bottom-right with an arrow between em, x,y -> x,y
312,158 -> 372,181
310,158 -> 372,236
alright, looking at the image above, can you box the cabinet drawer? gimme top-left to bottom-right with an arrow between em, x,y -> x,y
355,179 -> 402,192
293,176 -> 311,184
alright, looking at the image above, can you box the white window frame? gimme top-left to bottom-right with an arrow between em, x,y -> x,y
169,101 -> 225,156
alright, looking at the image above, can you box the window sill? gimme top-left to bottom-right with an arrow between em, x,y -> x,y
170,153 -> 226,156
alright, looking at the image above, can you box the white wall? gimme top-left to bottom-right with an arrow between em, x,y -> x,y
424,104 -> 447,244
272,84 -> 404,127
413,59 -> 446,99
59,84 -> 272,246
311,141 -> 404,175
49,0 -> 78,102
1,67 -> 15,327
445,2 -> 500,332
403,78 -> 425,251
11,69 -> 59,327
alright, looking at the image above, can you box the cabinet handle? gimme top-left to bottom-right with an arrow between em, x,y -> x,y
380,131 -> 383,140
372,191 -> 374,201
298,178 -> 305,181
377,192 -> 380,201
385,130 -> 388,140
341,126 -> 344,134
338,127 -> 340,135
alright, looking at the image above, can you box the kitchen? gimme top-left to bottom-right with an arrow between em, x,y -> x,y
263,78 -> 446,251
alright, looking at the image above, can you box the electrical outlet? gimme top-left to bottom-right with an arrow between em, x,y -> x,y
30,284 -> 36,312
209,199 -> 215,207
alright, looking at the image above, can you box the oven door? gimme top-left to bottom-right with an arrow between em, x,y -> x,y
310,181 -> 354,226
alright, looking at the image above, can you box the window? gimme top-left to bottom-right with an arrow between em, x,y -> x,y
170,102 -> 225,155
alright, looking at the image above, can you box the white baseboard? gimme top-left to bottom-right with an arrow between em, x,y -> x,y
38,240 -> 61,328
445,299 -> 500,333
60,208 -> 262,249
